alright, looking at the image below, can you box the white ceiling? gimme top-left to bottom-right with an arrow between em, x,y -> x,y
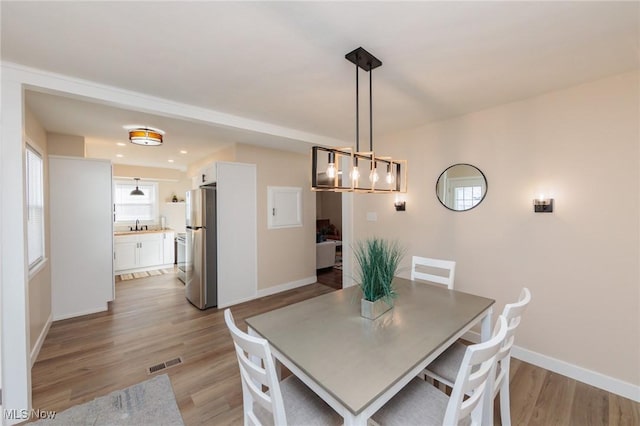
3,1 -> 638,171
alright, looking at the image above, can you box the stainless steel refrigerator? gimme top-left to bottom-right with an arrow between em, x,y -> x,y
185,185 -> 217,309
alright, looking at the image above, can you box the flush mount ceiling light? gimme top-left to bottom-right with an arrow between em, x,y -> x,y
130,178 -> 145,196
312,47 -> 406,193
128,126 -> 164,146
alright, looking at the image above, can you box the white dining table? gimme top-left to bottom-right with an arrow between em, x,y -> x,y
246,278 -> 495,426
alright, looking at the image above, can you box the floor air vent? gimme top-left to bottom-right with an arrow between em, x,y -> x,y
147,357 -> 183,375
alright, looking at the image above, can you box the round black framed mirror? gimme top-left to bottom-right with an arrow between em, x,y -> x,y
436,164 -> 487,211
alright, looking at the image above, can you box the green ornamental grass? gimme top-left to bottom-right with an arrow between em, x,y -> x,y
354,237 -> 405,303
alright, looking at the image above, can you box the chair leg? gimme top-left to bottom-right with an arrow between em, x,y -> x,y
499,378 -> 511,426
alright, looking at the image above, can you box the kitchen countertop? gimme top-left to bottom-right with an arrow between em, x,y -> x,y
114,229 -> 173,236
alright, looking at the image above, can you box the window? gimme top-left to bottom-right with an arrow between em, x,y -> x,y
454,185 -> 483,210
113,180 -> 158,223
26,144 -> 44,269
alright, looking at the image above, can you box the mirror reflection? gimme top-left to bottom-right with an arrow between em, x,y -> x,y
436,164 -> 487,211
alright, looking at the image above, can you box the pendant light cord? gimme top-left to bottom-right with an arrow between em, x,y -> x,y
355,61 -> 360,153
369,63 -> 373,152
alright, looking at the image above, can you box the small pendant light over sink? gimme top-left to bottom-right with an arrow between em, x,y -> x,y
130,178 -> 145,196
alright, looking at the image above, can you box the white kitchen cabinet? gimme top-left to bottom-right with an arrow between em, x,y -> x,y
114,231 -> 173,274
162,231 -> 175,264
198,162 -> 217,186
138,234 -> 163,266
114,237 -> 137,271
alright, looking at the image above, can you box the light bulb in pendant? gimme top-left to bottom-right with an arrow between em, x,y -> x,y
386,163 -> 396,184
350,166 -> 360,182
350,158 -> 360,182
326,152 -> 336,178
369,162 -> 379,183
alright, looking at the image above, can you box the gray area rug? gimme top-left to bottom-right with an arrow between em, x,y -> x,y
33,374 -> 184,426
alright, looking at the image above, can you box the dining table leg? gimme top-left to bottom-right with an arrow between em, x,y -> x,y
342,413 -> 368,426
481,306 -> 493,341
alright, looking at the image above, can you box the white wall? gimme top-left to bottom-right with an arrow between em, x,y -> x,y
235,144 -> 317,292
353,71 -> 639,395
1,67 -> 31,421
158,180 -> 190,232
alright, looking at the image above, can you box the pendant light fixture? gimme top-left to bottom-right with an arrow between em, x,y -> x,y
128,126 -> 164,146
311,47 -> 406,193
130,178 -> 145,196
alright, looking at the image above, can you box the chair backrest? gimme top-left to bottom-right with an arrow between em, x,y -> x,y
410,256 -> 456,289
492,288 -> 531,398
224,309 -> 286,426
444,315 -> 508,426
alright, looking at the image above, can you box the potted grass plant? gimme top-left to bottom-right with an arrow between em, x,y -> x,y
353,237 -> 405,319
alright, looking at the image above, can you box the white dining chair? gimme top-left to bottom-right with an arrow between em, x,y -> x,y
410,256 -> 456,289
372,315 -> 508,426
224,309 -> 341,426
425,287 -> 532,426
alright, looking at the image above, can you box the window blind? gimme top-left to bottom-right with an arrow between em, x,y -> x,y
113,181 -> 158,222
26,145 -> 44,268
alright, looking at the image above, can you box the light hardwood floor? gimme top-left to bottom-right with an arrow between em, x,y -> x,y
31,271 -> 639,425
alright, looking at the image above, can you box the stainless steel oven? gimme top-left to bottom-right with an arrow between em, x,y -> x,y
176,233 -> 186,283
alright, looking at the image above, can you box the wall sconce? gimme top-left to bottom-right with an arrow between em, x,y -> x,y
394,201 -> 406,211
534,196 -> 554,213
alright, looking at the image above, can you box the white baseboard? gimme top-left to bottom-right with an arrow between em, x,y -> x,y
53,304 -> 108,321
30,313 -> 52,367
462,331 -> 640,402
219,276 -> 318,309
256,276 -> 317,298
218,294 -> 259,309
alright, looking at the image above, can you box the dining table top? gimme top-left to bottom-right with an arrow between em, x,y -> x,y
245,277 -> 495,416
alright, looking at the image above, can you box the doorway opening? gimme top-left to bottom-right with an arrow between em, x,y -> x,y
315,191 -> 343,289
